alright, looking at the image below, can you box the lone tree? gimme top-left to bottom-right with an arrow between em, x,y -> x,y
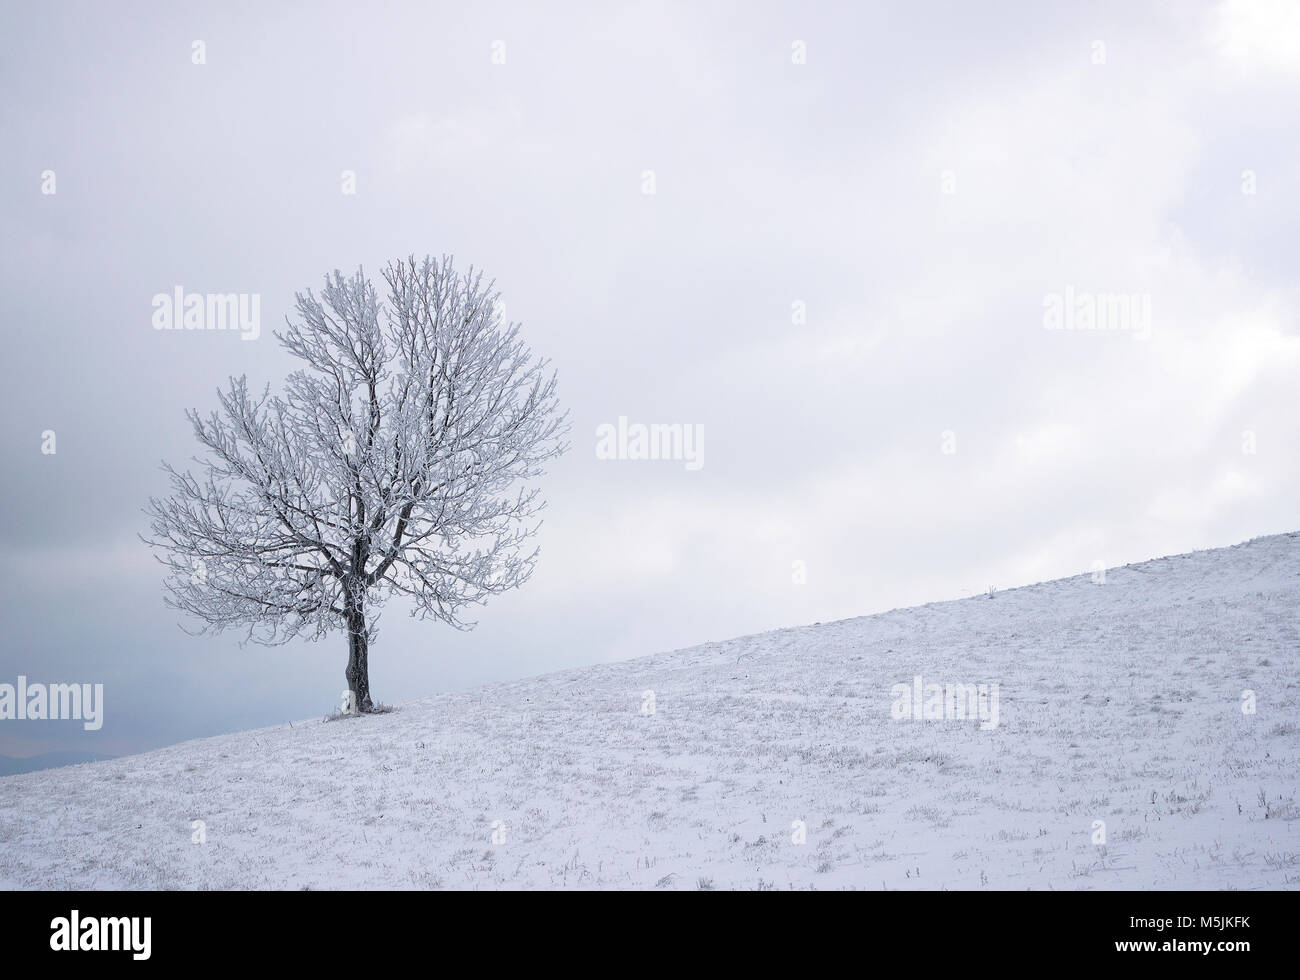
145,256 -> 568,712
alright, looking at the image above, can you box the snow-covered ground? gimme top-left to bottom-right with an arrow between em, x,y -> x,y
2,533 -> 1297,890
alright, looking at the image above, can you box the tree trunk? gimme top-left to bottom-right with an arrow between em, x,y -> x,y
343,582 -> 374,713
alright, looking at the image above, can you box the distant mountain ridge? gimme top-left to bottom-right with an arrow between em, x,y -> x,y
0,750 -> 116,777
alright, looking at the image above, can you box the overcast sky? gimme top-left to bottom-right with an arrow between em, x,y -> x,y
2,0 -> 1298,759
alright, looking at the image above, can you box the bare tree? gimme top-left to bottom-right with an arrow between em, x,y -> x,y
145,256 -> 569,713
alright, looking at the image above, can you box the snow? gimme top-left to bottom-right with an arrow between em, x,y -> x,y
2,532 -> 1297,890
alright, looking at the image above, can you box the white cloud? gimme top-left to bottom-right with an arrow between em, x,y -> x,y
1211,0 -> 1300,72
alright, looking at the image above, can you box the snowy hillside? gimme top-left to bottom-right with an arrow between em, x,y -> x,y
2,533 -> 1298,890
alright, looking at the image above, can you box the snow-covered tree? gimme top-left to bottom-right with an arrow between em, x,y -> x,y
145,256 -> 569,712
